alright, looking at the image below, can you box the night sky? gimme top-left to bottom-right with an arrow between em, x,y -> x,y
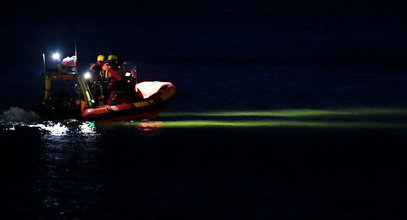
1,0 -> 406,71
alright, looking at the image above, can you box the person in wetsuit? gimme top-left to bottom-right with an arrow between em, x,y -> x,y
89,54 -> 105,78
88,54 -> 106,104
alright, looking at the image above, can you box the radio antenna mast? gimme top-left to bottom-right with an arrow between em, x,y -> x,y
74,38 -> 78,73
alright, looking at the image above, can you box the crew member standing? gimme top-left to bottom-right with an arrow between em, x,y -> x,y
89,54 -> 106,104
101,54 -> 122,104
89,54 -> 105,80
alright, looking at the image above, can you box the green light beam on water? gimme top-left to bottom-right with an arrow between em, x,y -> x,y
160,108 -> 407,118
124,120 -> 407,129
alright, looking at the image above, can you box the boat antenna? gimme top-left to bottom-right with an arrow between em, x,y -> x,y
74,39 -> 78,74
42,53 -> 46,74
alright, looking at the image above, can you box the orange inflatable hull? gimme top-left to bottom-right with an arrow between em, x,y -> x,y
80,81 -> 176,121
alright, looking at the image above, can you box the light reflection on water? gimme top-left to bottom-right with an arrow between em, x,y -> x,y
123,120 -> 407,129
21,121 -> 103,218
117,108 -> 407,130
78,121 -> 97,135
1,106 -> 407,218
160,107 -> 407,118
135,121 -> 164,136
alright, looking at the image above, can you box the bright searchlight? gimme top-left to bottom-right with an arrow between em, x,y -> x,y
52,52 -> 61,60
83,72 -> 92,80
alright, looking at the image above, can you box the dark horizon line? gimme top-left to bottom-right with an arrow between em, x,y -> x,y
6,56 -> 406,71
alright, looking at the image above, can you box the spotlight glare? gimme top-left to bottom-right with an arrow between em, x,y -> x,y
83,72 -> 92,80
52,52 -> 61,60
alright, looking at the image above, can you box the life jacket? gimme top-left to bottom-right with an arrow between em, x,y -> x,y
101,63 -> 121,81
100,63 -> 110,80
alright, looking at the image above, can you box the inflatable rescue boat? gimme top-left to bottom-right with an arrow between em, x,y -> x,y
35,54 -> 176,122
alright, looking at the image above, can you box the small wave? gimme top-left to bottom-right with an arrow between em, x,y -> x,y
1,107 -> 43,122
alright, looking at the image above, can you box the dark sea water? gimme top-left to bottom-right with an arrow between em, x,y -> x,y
1,4 -> 407,219
1,63 -> 407,219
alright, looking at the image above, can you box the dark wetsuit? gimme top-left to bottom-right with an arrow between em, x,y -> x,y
88,61 -> 105,103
